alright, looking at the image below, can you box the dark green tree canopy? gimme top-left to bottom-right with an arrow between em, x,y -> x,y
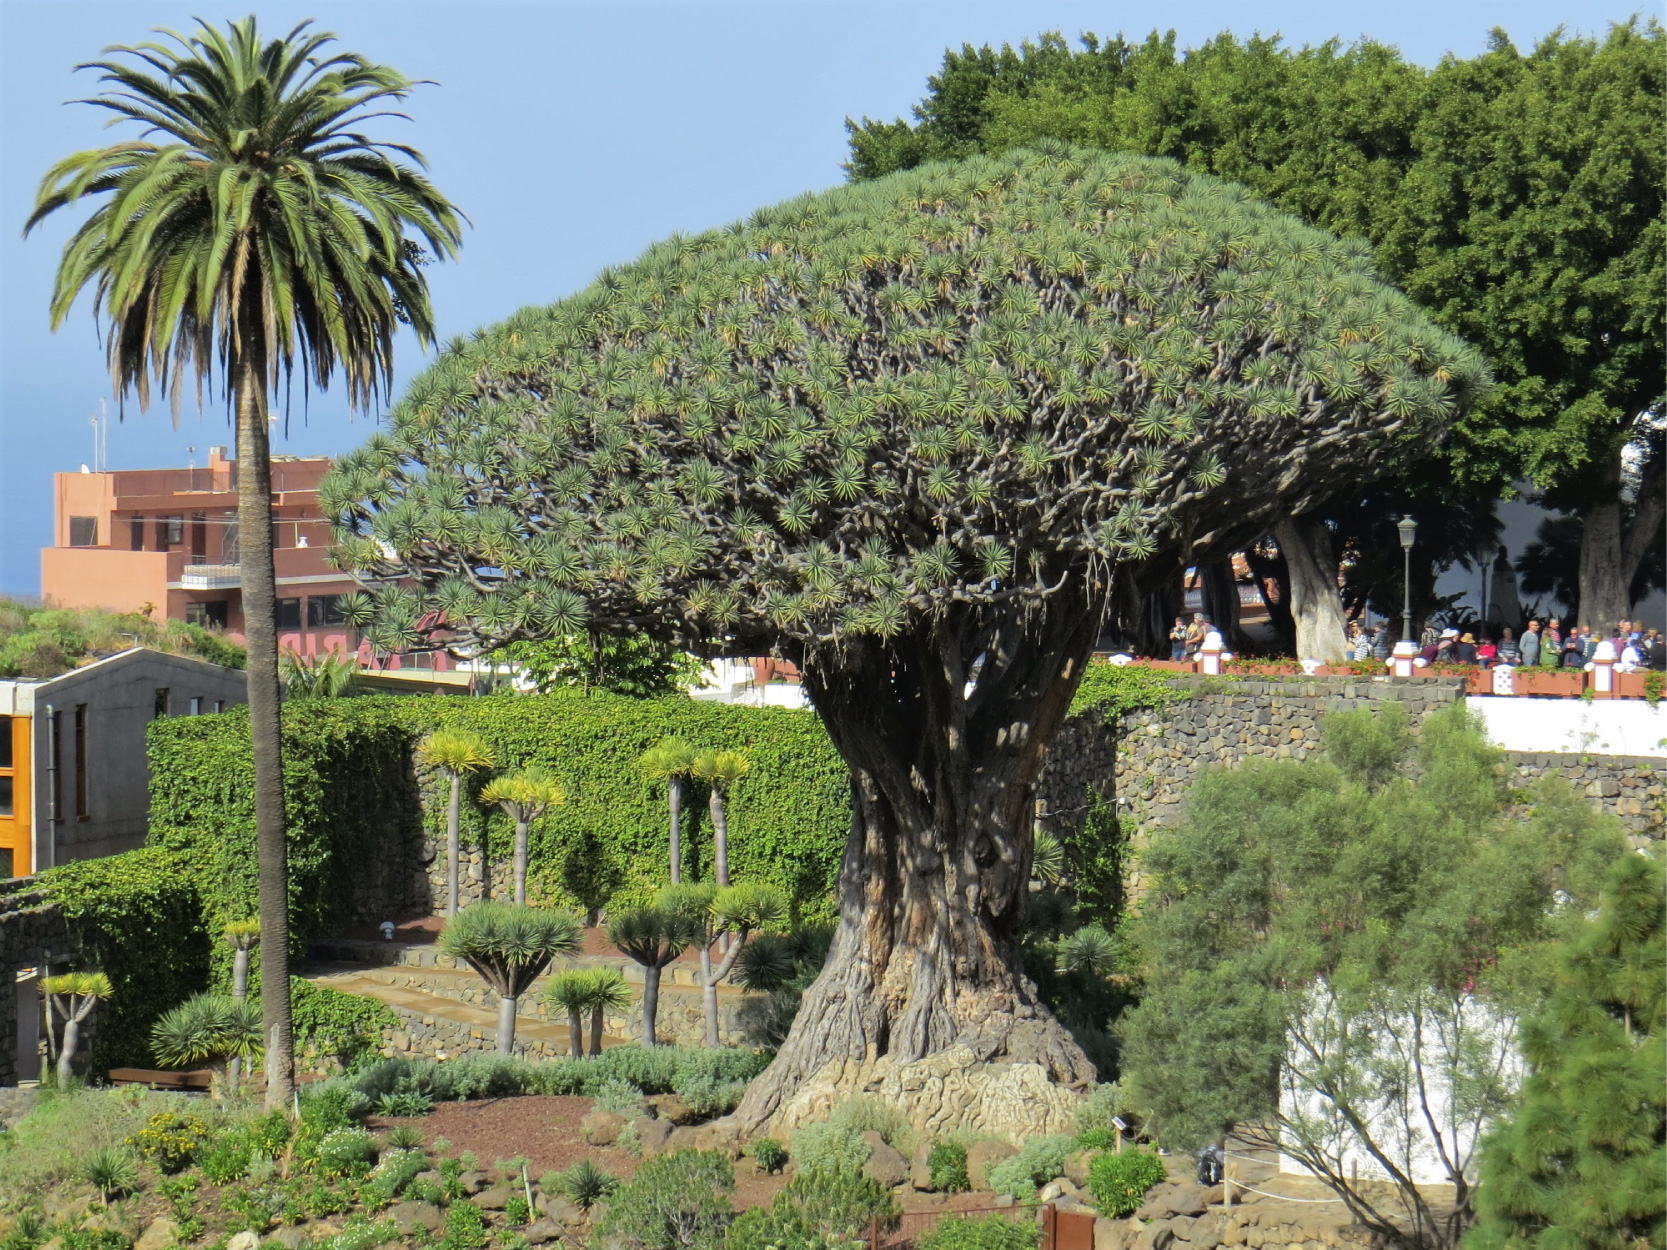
325,145 -> 1482,657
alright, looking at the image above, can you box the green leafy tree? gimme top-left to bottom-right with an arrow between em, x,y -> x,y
480,766 -> 565,905
608,906 -> 704,1047
326,145 -> 1483,1128
639,736 -> 699,883
40,971 -> 113,1086
661,881 -> 788,1047
438,902 -> 583,1054
26,15 -> 464,1108
848,22 -> 1665,632
504,632 -> 706,697
417,728 -> 498,915
1466,853 -> 1666,1250
1119,703 -> 1627,1248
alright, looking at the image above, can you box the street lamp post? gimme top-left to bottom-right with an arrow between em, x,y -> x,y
1392,516 -> 1418,678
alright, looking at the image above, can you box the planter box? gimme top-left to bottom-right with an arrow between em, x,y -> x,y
1513,669 -> 1584,698
1613,672 -> 1652,700
1465,670 -> 1494,695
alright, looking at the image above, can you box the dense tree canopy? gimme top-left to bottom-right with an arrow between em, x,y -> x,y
324,145 -> 1482,658
849,23 -> 1665,624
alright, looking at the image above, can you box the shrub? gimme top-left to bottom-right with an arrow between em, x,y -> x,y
918,1215 -> 1039,1250
377,1091 -> 435,1117
1075,1128 -> 1116,1151
1087,1150 -> 1168,1217
315,1127 -> 379,1178
293,979 -> 398,1071
594,1078 -> 647,1116
363,1150 -> 431,1208
439,1202 -> 489,1250
551,1158 -> 621,1211
505,1195 -> 532,1227
790,1123 -> 870,1177
81,1147 -> 138,1202
385,1125 -> 426,1151
828,1096 -> 911,1151
595,1151 -> 735,1250
727,1168 -> 899,1250
1074,1083 -> 1129,1137
927,1141 -> 970,1193
199,1133 -> 253,1184
985,1136 -> 1076,1198
751,1139 -> 788,1175
128,1110 -> 212,1173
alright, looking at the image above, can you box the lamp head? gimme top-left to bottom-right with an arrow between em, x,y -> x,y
1397,515 -> 1417,550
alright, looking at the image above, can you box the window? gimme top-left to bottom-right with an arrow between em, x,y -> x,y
153,688 -> 170,719
185,600 -> 229,629
130,517 -> 145,551
213,700 -> 225,714
276,598 -> 302,629
74,705 -> 88,821
189,697 -> 202,716
307,594 -> 345,626
0,850 -> 11,878
156,516 -> 183,548
0,777 -> 11,819
0,723 -> 10,769
69,517 -> 98,547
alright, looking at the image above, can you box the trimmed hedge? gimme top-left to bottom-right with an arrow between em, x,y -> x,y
148,691 -> 852,959
40,847 -> 211,1072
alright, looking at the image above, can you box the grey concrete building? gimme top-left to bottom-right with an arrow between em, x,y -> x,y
0,649 -> 247,877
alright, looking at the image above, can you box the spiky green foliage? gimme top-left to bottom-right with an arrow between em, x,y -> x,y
480,768 -> 565,824
438,903 -> 583,1000
608,906 -> 704,969
1465,853 -> 1666,1250
417,728 -> 497,777
326,145 -> 1483,657
150,991 -> 264,1085
24,16 -> 464,410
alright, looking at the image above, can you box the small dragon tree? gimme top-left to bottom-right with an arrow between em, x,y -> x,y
583,967 -> 632,1056
40,971 -> 112,1086
327,144 -> 1485,1136
544,966 -> 632,1057
690,751 -> 749,888
223,918 -> 261,1088
481,767 -> 566,904
152,992 -> 264,1097
639,737 -> 698,882
608,906 -> 704,1046
662,881 -> 788,1047
440,903 -> 582,1054
417,729 -> 498,915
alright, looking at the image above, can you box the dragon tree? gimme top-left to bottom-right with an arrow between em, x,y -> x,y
323,144 -> 1484,1140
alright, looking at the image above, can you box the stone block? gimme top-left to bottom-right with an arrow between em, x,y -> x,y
911,1141 -> 936,1191
636,1115 -> 674,1156
388,1202 -> 444,1235
968,1140 -> 1019,1191
861,1132 -> 910,1187
582,1110 -> 625,1146
135,1218 -> 178,1250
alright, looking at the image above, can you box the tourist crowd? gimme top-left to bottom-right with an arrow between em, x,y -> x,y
1351,618 -> 1667,671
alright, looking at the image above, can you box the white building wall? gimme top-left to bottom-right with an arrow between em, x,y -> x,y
1466,694 -> 1667,758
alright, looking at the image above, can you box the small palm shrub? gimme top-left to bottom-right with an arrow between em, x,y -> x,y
150,992 -> 263,1094
377,1091 -> 435,1117
928,1140 -> 970,1193
551,1158 -> 620,1211
440,903 -> 583,1055
82,1147 -> 137,1203
1087,1149 -> 1168,1218
751,1138 -> 788,1175
386,1125 -> 425,1151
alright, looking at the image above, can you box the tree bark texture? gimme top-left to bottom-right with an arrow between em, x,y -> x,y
1274,515 -> 1349,664
446,775 -> 461,916
565,1008 -> 583,1057
497,994 -> 518,1055
232,948 -> 250,1000
710,789 -> 731,887
237,341 -> 294,1111
732,589 -> 1102,1141
513,817 -> 529,906
668,777 -> 683,884
589,1006 -> 605,1057
1245,542 -> 1296,654
1577,446 -> 1663,630
642,965 -> 663,1046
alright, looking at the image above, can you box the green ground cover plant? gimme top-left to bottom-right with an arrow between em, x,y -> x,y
1086,1150 -> 1167,1217
917,1215 -> 1039,1250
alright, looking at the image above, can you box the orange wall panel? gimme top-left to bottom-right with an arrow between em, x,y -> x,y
41,547 -> 169,614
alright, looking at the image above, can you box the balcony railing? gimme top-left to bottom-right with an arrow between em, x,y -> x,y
180,562 -> 241,590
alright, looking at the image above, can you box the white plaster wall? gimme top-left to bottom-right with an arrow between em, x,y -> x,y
1466,695 -> 1667,758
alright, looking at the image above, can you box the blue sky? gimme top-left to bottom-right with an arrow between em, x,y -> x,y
0,0 -> 1649,597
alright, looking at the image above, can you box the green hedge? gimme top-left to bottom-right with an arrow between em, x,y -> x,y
40,847 -> 211,1072
148,691 -> 852,953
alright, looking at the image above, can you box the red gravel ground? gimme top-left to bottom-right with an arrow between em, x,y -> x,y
365,1095 -> 1016,1214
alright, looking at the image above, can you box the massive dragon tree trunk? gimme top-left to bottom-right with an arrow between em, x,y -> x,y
1274,515 -> 1349,664
732,588 -> 1102,1143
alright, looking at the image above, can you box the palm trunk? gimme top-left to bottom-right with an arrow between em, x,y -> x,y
513,816 -> 529,906
566,1007 -> 583,1057
229,947 -> 249,1091
497,993 -> 518,1056
642,965 -> 662,1047
668,776 -> 683,884
733,592 -> 1100,1137
57,1012 -> 80,1086
589,1005 -> 606,1056
1274,515 -> 1349,663
236,335 -> 294,1111
446,774 -> 461,915
699,944 -> 718,1048
710,789 -> 730,888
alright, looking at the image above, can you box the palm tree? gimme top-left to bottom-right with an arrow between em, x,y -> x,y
40,972 -> 113,1087
26,16 -> 464,1109
151,992 -> 264,1097
607,906 -> 703,1047
583,967 -> 631,1057
222,917 -> 260,1088
543,968 -> 593,1058
661,881 -> 787,1047
439,903 -> 582,1054
480,767 -> 565,905
417,729 -> 498,915
638,737 -> 697,883
690,750 -> 748,887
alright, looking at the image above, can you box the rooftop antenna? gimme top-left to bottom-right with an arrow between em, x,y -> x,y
88,400 -> 108,472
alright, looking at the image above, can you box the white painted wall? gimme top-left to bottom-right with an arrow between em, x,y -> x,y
1466,695 -> 1667,758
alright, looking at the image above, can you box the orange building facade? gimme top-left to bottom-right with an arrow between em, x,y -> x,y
41,447 -> 407,662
